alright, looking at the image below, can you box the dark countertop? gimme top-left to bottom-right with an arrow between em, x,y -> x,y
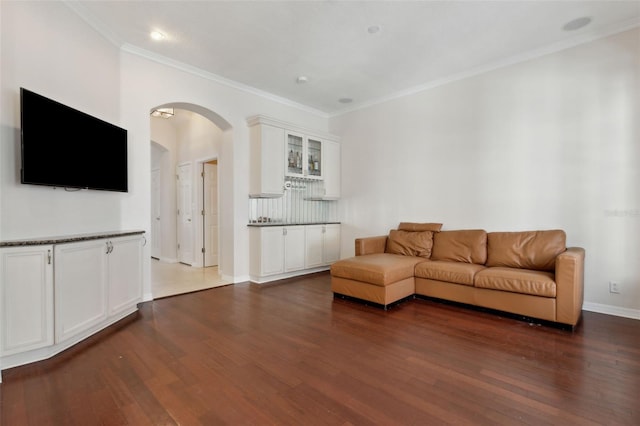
0,230 -> 145,247
247,222 -> 341,227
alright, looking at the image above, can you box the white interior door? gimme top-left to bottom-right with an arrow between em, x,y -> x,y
177,163 -> 194,265
203,162 -> 218,267
150,168 -> 161,259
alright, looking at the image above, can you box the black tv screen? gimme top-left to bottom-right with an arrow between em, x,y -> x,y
20,88 -> 128,192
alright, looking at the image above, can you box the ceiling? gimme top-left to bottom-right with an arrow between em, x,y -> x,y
68,1 -> 640,115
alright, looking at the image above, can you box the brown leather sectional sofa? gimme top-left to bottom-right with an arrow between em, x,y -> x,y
330,223 -> 585,328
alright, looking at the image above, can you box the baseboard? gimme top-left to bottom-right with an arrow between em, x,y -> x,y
227,274 -> 249,283
583,302 -> 640,320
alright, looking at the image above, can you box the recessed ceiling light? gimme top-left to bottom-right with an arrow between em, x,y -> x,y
296,76 -> 309,84
563,17 -> 592,31
338,98 -> 353,104
367,25 -> 381,34
150,31 -> 166,41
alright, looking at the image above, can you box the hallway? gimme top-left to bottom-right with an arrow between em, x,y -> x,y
150,259 -> 232,299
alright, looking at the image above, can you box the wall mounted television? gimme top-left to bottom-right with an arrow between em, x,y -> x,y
20,87 -> 128,192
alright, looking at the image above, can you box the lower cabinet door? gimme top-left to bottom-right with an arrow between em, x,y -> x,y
323,224 -> 341,264
54,239 -> 109,344
0,246 -> 54,356
284,226 -> 306,272
305,225 -> 324,268
108,235 -> 143,317
260,227 -> 285,276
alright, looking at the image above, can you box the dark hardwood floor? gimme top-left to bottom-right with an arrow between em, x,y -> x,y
1,271 -> 638,425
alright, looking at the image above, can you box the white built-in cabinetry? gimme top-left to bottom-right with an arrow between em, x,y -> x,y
305,224 -> 341,268
54,235 -> 142,344
248,115 -> 340,198
249,123 -> 285,197
0,245 -> 54,357
322,140 -> 341,199
0,231 -> 143,378
249,224 -> 340,283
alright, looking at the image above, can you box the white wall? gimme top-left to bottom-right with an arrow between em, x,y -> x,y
1,1 -> 330,301
0,1 -> 123,240
330,28 -> 640,316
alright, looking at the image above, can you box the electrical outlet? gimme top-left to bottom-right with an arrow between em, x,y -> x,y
609,281 -> 620,294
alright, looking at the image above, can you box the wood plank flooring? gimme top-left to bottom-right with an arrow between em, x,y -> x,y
1,271 -> 638,425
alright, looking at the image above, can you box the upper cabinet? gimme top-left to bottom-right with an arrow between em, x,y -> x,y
285,131 -> 323,180
249,121 -> 285,197
322,140 -> 341,199
248,115 -> 340,199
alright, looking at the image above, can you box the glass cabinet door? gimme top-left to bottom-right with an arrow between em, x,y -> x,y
307,138 -> 322,178
286,132 -> 304,177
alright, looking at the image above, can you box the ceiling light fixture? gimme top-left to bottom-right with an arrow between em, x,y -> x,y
367,25 -> 381,34
150,107 -> 174,118
338,98 -> 353,104
563,17 -> 592,31
296,75 -> 309,84
150,30 -> 166,41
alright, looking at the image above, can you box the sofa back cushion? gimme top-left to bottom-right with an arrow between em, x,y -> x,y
486,230 -> 566,271
397,222 -> 443,232
431,230 -> 487,264
385,230 -> 435,258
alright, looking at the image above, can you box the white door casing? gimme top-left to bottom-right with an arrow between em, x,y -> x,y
203,162 -> 219,267
150,168 -> 161,259
177,163 -> 194,265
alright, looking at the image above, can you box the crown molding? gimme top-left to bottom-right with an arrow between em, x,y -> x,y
63,1 -> 124,47
63,1 -> 638,120
63,1 -> 329,119
246,114 -> 339,141
329,19 -> 640,117
120,43 -> 330,119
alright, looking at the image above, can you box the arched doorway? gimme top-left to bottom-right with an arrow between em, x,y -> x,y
149,103 -> 232,298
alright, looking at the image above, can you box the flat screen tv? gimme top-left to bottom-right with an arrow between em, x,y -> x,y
20,87 -> 128,192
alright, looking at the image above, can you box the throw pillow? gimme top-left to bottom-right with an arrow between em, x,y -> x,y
385,230 -> 435,258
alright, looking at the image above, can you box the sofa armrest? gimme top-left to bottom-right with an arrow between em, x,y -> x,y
355,236 -> 388,256
555,247 -> 585,326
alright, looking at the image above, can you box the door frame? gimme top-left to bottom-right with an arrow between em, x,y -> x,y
195,156 -> 220,268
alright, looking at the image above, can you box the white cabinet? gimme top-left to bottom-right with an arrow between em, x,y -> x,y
322,140 -> 341,199
284,226 -> 305,272
0,246 -> 54,356
305,224 -> 341,268
54,235 -> 142,344
305,226 -> 325,268
250,226 -> 285,277
108,235 -> 143,317
250,224 -> 340,283
247,115 -> 341,199
249,121 -> 285,197
286,131 -> 323,180
54,239 -> 109,344
323,224 -> 341,264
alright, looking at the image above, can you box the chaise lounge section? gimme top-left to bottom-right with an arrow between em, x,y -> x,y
330,223 -> 585,328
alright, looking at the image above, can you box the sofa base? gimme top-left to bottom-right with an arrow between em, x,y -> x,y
331,276 -> 415,307
414,294 -> 579,331
415,278 -> 558,324
333,292 -> 415,311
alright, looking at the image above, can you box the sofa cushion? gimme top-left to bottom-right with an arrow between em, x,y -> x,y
385,230 -> 435,258
398,222 -> 443,232
486,230 -> 566,271
475,267 -> 556,297
330,253 -> 427,287
431,230 -> 487,264
415,261 -> 486,286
